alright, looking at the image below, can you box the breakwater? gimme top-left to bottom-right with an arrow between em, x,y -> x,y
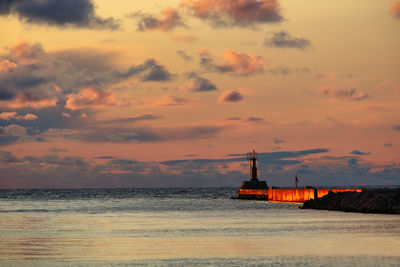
236,188 -> 362,202
302,189 -> 400,214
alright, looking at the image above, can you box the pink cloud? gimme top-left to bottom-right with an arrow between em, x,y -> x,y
0,60 -> 17,72
180,0 -> 282,26
218,49 -> 264,75
390,1 -> 400,17
135,7 -> 184,31
218,90 -> 243,102
10,40 -> 44,64
65,88 -> 127,110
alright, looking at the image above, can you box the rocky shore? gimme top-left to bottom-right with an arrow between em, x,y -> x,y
301,189 -> 400,214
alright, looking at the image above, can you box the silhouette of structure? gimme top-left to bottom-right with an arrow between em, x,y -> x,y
235,149 -> 362,202
236,150 -> 269,199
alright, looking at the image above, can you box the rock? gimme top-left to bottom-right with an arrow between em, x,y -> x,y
301,189 -> 400,214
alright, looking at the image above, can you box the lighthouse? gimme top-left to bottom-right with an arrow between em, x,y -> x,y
236,150 -> 269,199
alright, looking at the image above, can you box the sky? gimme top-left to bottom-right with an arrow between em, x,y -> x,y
0,0 -> 399,188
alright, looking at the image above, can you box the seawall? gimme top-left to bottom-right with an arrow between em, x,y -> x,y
237,188 -> 362,202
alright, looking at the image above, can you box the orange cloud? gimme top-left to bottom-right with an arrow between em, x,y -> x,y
0,112 -> 38,120
10,40 -> 44,64
218,49 -> 264,75
180,0 -> 282,26
151,94 -> 192,107
218,90 -> 243,102
0,60 -> 17,72
65,88 -> 127,110
135,7 -> 184,31
1,92 -> 57,109
390,1 -> 400,17
320,86 -> 369,101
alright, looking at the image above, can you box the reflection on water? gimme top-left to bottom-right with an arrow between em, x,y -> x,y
0,188 -> 399,266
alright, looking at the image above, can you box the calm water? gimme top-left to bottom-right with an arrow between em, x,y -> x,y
0,188 -> 399,266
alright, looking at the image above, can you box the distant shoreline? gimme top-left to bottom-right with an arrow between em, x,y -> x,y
301,189 -> 400,214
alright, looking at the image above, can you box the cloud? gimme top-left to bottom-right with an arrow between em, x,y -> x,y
65,88 -> 128,110
179,73 -> 217,92
10,40 -> 44,64
0,60 -> 17,72
268,67 -> 310,76
48,148 -> 68,153
180,0 -> 282,27
59,125 -> 224,143
390,1 -> 400,17
221,116 -> 266,125
264,31 -> 311,50
117,59 -> 172,82
393,125 -> 400,131
1,92 -> 58,109
2,148 -> 400,188
95,114 -> 161,125
176,50 -> 192,62
0,124 -> 30,146
384,143 -> 393,147
199,49 -> 264,75
151,94 -> 192,107
218,90 -> 243,102
320,86 -> 369,101
0,112 -> 37,120
218,49 -> 264,75
0,0 -> 119,30
274,139 -> 285,144
132,7 -> 185,31
0,41 -> 174,111
170,34 -> 197,42
350,150 -> 370,155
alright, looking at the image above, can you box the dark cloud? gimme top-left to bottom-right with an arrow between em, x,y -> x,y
274,139 -> 285,144
0,0 -> 119,30
268,67 -> 311,76
384,143 -> 393,147
60,125 -> 225,143
48,147 -> 68,153
0,41 -> 173,111
94,156 -> 116,159
264,31 -> 311,50
117,59 -> 172,82
180,72 -> 217,92
348,158 -> 358,166
176,50 -> 192,62
246,117 -> 263,122
131,7 -> 184,31
218,90 -> 243,102
321,88 -> 369,101
0,88 -> 15,100
393,125 -> 400,131
95,114 -> 161,125
1,149 -> 400,188
350,150 -> 370,155
180,0 -> 282,27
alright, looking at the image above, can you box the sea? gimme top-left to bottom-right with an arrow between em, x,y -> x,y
0,188 -> 399,266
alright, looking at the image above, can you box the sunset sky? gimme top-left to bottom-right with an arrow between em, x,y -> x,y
0,0 -> 399,188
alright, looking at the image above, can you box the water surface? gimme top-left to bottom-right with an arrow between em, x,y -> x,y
0,188 -> 399,266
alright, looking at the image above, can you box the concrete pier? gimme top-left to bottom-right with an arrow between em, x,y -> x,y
236,188 -> 362,202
